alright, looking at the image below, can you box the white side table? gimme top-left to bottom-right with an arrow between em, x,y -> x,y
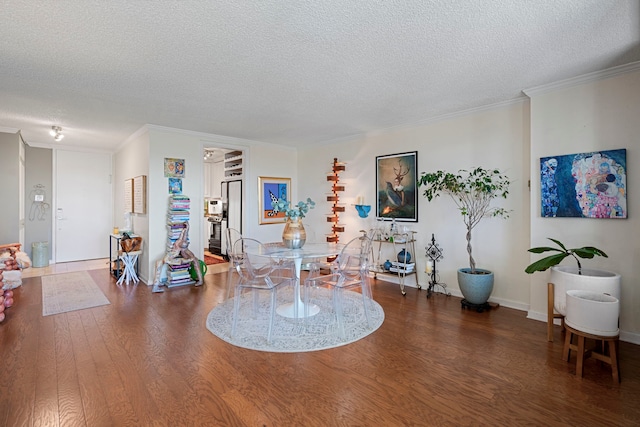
117,250 -> 142,285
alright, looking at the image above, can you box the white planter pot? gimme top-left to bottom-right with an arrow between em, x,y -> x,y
565,290 -> 619,336
550,266 -> 621,316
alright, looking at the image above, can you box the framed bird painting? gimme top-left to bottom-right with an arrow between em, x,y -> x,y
376,151 -> 418,222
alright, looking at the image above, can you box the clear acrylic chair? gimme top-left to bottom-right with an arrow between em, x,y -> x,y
262,242 -> 296,279
231,238 -> 294,343
304,233 -> 374,339
224,228 -> 244,300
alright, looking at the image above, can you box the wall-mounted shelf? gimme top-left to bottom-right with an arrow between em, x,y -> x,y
326,158 -> 346,245
223,150 -> 243,181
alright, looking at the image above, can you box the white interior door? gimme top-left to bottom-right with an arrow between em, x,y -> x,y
55,150 -> 112,262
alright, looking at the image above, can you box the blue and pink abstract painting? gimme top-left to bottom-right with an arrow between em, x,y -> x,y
540,149 -> 627,218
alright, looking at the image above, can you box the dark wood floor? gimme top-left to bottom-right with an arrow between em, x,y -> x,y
1,269 -> 639,426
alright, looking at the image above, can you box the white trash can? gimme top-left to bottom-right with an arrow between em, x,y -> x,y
32,241 -> 49,268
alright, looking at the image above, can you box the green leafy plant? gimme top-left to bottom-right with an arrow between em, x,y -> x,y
417,167 -> 510,272
273,197 -> 316,219
524,238 -> 608,275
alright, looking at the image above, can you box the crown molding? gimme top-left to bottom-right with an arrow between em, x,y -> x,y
0,126 -> 20,134
311,97 -> 529,148
523,60 -> 640,97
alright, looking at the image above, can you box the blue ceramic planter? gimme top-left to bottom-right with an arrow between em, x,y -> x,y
457,268 -> 494,305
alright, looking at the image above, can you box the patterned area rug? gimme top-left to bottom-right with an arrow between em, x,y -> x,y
206,287 -> 384,352
204,254 -> 226,265
42,271 -> 110,316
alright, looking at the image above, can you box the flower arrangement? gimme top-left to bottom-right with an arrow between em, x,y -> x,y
273,197 -> 316,220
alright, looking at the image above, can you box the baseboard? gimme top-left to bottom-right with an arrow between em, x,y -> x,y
486,296 -> 530,312
620,330 -> 640,345
374,273 -> 640,345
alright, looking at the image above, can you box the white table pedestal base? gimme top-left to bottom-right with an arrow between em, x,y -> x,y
277,301 -> 320,318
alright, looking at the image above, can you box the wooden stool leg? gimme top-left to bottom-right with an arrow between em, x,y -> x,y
576,335 -> 586,378
609,340 -> 620,383
563,329 -> 572,361
547,283 -> 555,342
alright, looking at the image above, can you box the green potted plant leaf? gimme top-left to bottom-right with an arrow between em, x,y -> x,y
525,237 -> 620,342
525,238 -> 608,274
417,167 -> 510,309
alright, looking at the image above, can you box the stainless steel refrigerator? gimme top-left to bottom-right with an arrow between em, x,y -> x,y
220,179 -> 242,257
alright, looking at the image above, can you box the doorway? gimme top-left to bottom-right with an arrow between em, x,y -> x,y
203,146 -> 243,256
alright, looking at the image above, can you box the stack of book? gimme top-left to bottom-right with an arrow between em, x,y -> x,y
166,257 -> 195,287
166,195 -> 191,250
389,261 -> 415,274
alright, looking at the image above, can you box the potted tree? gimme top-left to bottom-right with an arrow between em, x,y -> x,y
418,167 -> 510,311
525,238 -> 620,341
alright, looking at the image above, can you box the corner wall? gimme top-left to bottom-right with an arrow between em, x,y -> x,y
114,128 -> 150,281
0,132 -> 21,243
528,70 -> 640,342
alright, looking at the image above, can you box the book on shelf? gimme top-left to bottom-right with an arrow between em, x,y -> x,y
389,267 -> 415,274
389,262 -> 415,273
391,261 -> 415,269
167,268 -> 190,274
166,257 -> 191,266
167,279 -> 196,288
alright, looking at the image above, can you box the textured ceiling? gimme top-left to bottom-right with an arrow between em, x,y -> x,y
1,0 -> 639,150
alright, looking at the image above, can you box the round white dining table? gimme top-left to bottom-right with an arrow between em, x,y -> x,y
246,242 -> 343,318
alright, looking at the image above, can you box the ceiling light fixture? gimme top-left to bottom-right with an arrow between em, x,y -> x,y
204,149 -> 214,160
50,126 -> 64,141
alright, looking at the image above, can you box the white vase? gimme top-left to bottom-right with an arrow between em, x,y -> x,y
550,265 -> 621,316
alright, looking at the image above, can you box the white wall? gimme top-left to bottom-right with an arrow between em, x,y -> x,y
114,128 -> 150,280
528,70 -> 640,342
0,132 -> 21,244
242,143 -> 298,243
298,102 -> 531,309
24,145 -> 53,261
146,127 -> 206,283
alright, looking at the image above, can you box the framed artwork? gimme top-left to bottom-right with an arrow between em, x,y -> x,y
124,178 -> 133,213
540,148 -> 626,218
376,151 -> 418,222
133,175 -> 147,214
164,158 -> 185,178
168,178 -> 182,194
258,176 -> 290,224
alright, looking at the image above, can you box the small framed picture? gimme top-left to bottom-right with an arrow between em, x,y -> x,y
168,177 -> 182,194
164,158 -> 185,178
258,176 -> 290,224
376,151 -> 418,222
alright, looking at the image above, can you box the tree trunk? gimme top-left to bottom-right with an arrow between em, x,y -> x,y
466,228 -> 475,272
